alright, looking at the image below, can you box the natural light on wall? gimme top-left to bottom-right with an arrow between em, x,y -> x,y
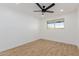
47,18 -> 64,29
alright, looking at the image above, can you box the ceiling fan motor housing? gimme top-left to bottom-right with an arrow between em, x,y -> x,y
42,9 -> 46,12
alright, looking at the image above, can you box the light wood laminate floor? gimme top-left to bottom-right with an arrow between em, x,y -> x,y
0,39 -> 79,56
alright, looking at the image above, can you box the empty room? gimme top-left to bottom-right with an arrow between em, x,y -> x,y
0,3 -> 79,56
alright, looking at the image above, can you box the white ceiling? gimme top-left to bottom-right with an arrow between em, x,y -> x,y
0,3 -> 79,19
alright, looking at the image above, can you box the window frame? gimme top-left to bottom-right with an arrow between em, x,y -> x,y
47,18 -> 64,29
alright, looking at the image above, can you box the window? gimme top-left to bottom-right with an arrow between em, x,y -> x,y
47,18 -> 64,29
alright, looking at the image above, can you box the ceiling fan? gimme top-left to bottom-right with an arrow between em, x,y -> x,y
34,3 -> 55,15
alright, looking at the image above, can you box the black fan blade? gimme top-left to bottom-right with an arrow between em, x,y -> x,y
34,10 -> 41,12
46,11 -> 54,13
36,3 -> 42,10
45,3 -> 55,11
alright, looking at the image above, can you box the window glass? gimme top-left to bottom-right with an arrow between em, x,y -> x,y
47,18 -> 64,29
48,23 -> 54,29
55,22 -> 64,28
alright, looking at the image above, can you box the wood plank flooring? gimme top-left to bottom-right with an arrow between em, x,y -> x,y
0,39 -> 79,56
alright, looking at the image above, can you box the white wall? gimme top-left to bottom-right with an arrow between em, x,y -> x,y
39,11 -> 78,46
0,5 -> 40,52
77,8 -> 79,46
